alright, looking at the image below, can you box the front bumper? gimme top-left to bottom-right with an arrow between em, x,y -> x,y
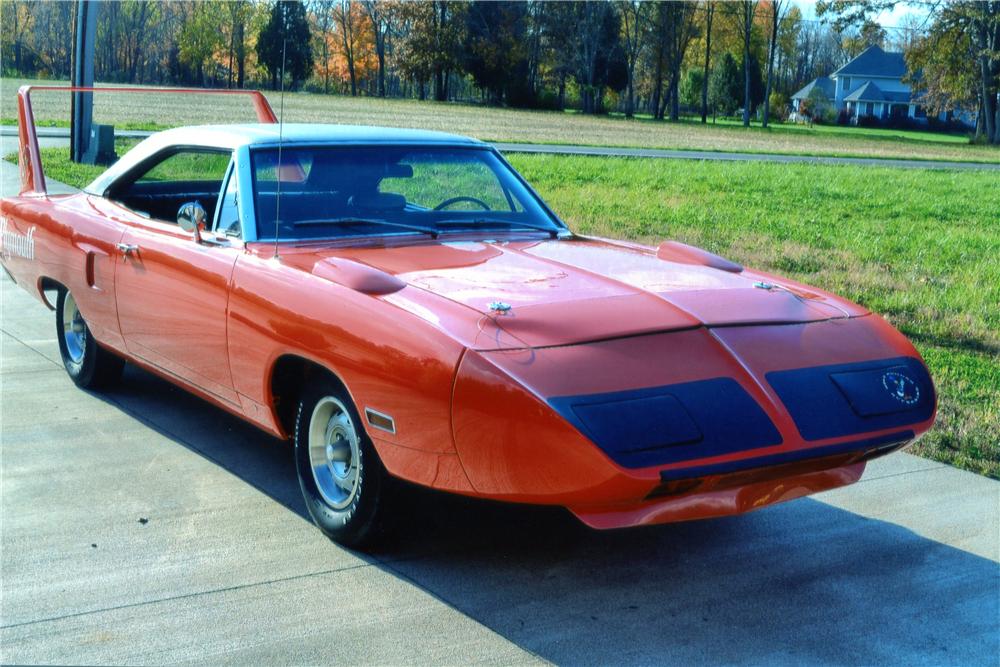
450,318 -> 935,528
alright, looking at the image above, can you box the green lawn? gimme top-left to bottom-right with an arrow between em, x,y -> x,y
612,111 -> 972,145
3,77 -> 998,163
6,145 -> 998,478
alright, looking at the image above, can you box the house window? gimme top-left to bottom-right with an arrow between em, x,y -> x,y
915,105 -> 927,118
842,77 -> 852,90
865,102 -> 873,115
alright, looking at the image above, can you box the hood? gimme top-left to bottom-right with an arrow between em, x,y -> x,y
298,237 -> 864,349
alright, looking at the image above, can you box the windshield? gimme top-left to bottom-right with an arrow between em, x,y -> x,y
251,145 -> 564,241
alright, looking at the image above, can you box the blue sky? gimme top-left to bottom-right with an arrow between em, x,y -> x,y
795,0 -> 929,30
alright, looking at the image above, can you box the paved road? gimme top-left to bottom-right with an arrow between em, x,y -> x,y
1,138 -> 998,665
493,141 -> 1000,171
3,124 -> 998,171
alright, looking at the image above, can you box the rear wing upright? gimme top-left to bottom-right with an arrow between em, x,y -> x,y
15,85 -> 277,196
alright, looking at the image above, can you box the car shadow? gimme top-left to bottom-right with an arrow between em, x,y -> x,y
99,364 -> 998,666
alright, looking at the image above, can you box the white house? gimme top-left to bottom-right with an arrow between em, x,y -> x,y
792,45 -> 929,123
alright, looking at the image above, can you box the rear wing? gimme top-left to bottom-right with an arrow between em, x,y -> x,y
15,85 -> 277,196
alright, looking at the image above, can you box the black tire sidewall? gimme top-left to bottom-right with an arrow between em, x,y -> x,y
294,379 -> 385,548
55,288 -> 99,387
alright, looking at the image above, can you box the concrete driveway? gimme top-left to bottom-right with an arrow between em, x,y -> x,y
1,142 -> 998,665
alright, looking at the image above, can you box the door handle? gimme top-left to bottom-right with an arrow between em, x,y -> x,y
116,243 -> 139,256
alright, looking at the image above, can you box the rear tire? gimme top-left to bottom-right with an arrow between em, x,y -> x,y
55,288 -> 124,389
294,377 -> 390,549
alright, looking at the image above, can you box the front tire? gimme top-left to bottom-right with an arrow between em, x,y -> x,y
294,378 -> 389,549
55,288 -> 124,389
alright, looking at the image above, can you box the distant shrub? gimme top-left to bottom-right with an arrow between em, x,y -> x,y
768,91 -> 789,121
800,88 -> 834,124
855,114 -> 881,127
680,68 -> 705,110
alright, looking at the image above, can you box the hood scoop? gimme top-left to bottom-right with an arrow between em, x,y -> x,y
657,241 -> 743,273
313,258 -> 405,295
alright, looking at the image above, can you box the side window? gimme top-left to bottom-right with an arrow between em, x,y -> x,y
215,168 -> 241,237
114,148 -> 232,224
136,151 -> 231,184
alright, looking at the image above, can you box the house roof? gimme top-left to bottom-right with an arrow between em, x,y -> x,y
791,76 -> 835,100
832,45 -> 907,79
843,81 -> 912,104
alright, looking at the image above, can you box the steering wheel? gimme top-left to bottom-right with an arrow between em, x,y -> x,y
433,196 -> 492,211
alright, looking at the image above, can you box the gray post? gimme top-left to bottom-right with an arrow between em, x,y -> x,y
70,0 -> 98,163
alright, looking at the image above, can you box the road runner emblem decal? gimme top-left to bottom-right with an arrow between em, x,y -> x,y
882,370 -> 919,406
0,217 -> 35,261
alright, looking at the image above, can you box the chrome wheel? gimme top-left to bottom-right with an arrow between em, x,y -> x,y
308,396 -> 361,510
61,292 -> 87,367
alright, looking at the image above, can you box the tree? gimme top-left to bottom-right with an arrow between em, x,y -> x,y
734,0 -> 761,126
680,67 -> 705,109
762,0 -> 789,127
664,1 -> 698,120
648,1 -> 698,120
0,0 -> 36,75
332,0 -> 363,96
776,5 -> 803,92
568,1 -> 626,114
709,51 -> 742,116
618,1 -> 650,118
462,1 -> 530,105
257,0 -> 314,90
223,0 -> 256,88
361,0 -> 399,97
311,1 -> 338,94
908,2 -> 1000,143
180,3 -> 225,86
396,1 -> 465,101
701,1 -> 716,123
538,1 -> 581,110
842,19 -> 887,57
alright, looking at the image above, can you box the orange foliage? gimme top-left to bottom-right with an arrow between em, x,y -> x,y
312,1 -> 377,92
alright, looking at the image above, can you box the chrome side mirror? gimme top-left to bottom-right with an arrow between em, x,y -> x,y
177,201 -> 207,243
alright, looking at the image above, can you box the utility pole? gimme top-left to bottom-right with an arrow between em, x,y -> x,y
70,0 -> 98,163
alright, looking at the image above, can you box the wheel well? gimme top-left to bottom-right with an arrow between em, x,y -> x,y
269,355 -> 347,438
37,277 -> 63,310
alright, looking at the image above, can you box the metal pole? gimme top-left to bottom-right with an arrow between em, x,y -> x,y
71,0 -> 98,163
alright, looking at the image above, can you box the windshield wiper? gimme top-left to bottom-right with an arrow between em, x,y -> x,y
436,219 -> 561,239
294,217 -> 440,238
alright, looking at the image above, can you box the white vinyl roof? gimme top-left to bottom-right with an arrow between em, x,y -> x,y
84,123 -> 484,195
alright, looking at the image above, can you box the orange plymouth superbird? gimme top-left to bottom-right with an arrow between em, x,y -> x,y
1,87 -> 935,547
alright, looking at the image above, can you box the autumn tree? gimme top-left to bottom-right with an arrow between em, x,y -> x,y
223,0 -> 257,88
396,1 -> 465,101
311,1 -> 338,94
0,0 -> 37,75
332,0 -> 363,95
180,2 -> 225,86
361,0 -> 400,97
